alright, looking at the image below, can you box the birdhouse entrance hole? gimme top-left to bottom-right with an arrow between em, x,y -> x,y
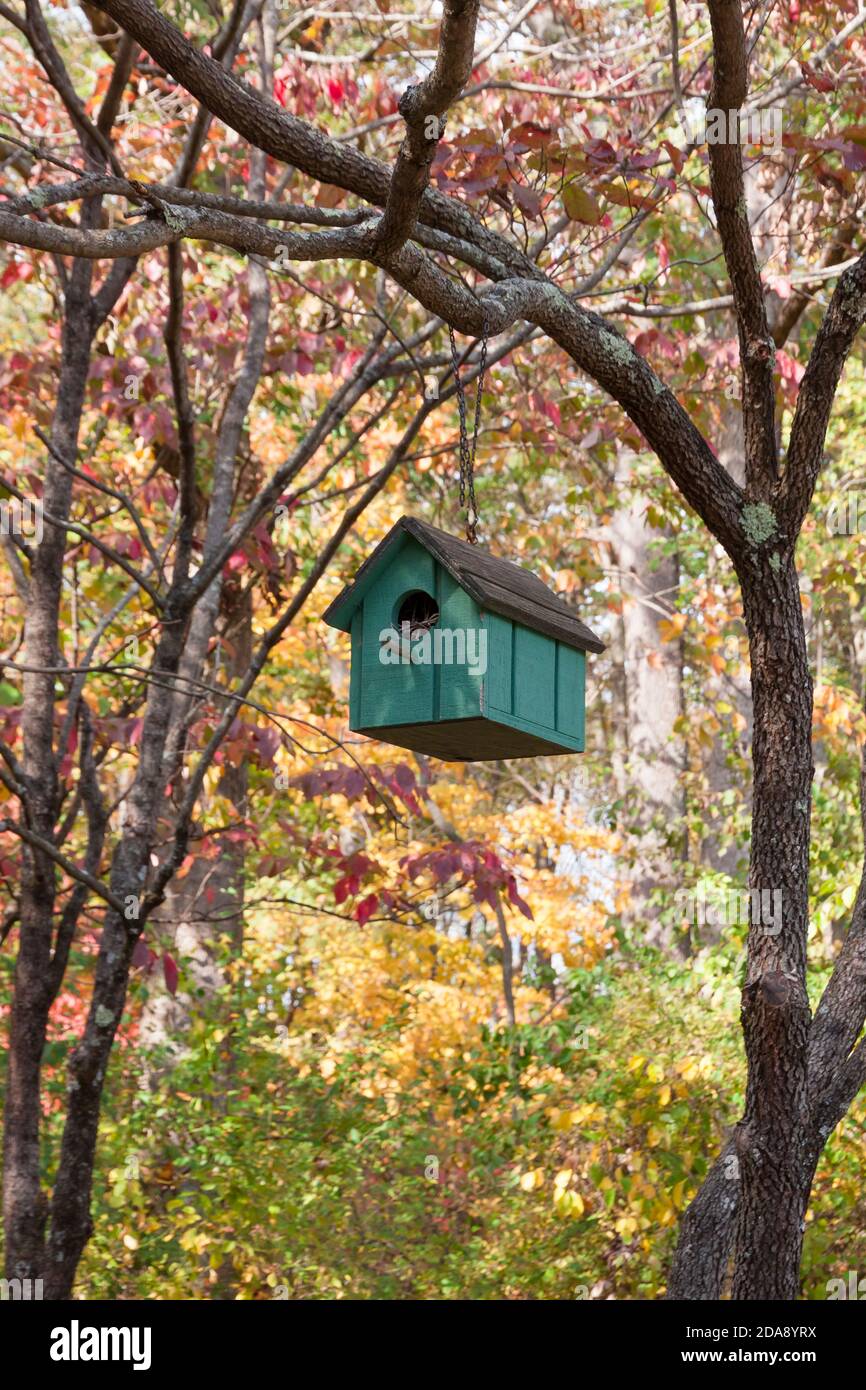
396,589 -> 439,635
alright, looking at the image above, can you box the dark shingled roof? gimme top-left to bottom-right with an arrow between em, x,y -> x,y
323,515 -> 605,654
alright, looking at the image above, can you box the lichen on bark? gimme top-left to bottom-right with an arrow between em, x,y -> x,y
741,502 -> 777,547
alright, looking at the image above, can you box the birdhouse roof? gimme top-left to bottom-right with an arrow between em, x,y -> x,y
323,516 -> 605,654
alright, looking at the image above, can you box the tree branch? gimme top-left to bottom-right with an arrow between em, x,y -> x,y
94,0 -> 536,279
0,817 -> 124,915
706,0 -> 777,499
372,0 -> 480,259
0,204 -> 746,558
780,249 -> 866,536
23,0 -> 122,174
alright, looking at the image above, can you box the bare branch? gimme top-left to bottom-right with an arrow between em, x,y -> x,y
23,0 -> 122,173
0,194 -> 745,555
146,396 -> 440,911
2,459 -> 164,609
0,817 -> 124,915
33,422 -> 161,574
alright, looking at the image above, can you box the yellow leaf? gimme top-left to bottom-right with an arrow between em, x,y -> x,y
555,1189 -> 585,1217
658,614 -> 687,643
520,1168 -> 545,1192
563,183 -> 602,225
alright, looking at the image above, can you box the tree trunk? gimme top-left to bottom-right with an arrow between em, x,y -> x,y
666,1139 -> 738,1299
670,552 -> 814,1299
729,554 -> 813,1298
701,398 -> 753,886
140,581 -> 251,1055
3,256 -> 97,1285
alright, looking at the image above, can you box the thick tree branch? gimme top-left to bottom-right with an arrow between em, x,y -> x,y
0,200 -> 745,558
10,2 -> 742,566
372,0 -> 480,259
706,0 -> 777,498
780,249 -> 866,536
816,1035 -> 866,1138
164,240 -> 198,567
95,31 -> 137,136
94,0 -> 537,280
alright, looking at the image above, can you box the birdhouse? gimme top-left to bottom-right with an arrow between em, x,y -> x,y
323,516 -> 604,762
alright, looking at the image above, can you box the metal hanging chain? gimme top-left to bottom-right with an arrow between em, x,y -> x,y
448,316 -> 488,545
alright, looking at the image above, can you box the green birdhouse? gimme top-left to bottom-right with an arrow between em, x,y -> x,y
323,517 -> 604,762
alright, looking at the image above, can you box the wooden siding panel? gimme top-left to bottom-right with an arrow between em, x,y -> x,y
483,611 -> 512,715
555,643 -> 585,745
513,625 -> 556,730
438,569 -> 483,720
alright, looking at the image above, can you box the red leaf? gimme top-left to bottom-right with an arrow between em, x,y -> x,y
163,952 -> 179,995
661,139 -> 685,175
473,882 -> 497,910
842,142 -> 866,172
355,893 -> 378,926
0,260 -> 34,290
512,184 -> 541,219
273,71 -> 290,107
131,938 -> 152,969
799,61 -> 835,93
584,137 -> 617,167
508,122 -> 552,150
392,763 -> 416,796
507,876 -> 534,920
334,874 -> 359,904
